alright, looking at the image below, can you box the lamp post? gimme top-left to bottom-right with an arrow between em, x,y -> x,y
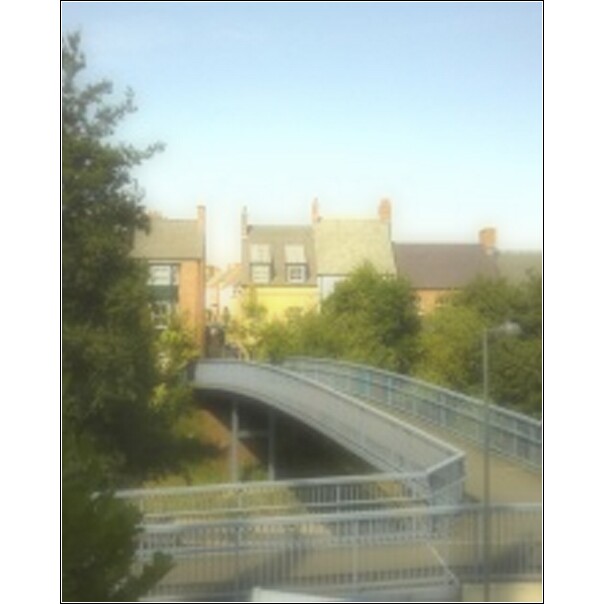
482,320 -> 521,602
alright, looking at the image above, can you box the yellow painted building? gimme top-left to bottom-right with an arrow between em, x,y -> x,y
252,286 -> 319,320
239,207 -> 319,320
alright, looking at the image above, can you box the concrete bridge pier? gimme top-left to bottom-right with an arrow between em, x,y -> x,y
229,400 -> 277,482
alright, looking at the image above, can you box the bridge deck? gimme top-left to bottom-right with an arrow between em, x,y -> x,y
361,401 -> 541,503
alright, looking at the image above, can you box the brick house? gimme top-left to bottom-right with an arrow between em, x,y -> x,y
132,206 -> 206,347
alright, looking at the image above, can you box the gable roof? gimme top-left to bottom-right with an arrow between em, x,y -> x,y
497,251 -> 542,283
313,219 -> 396,275
393,243 -> 498,289
132,216 -> 204,261
242,225 -> 316,285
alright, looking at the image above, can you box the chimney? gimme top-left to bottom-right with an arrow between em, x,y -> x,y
196,204 -> 206,228
241,206 -> 249,239
378,198 -> 392,224
197,205 -> 206,262
479,227 -> 497,254
311,198 -> 321,224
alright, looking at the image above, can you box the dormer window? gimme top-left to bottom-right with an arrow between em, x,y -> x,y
250,244 -> 272,284
251,244 -> 271,263
285,245 -> 307,284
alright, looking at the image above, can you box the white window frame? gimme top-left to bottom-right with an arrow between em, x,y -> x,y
251,264 -> 271,284
148,264 -> 179,286
286,264 -> 307,284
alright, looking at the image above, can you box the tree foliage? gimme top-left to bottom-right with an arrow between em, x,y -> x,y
256,264 -> 421,373
62,31 -> 183,483
62,433 -> 172,602
62,32 -> 189,600
416,273 -> 542,417
415,304 -> 485,393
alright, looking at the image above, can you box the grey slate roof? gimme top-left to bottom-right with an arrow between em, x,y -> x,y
393,243 -> 498,289
242,225 -> 316,286
497,251 -> 542,283
132,216 -> 204,260
313,219 -> 396,275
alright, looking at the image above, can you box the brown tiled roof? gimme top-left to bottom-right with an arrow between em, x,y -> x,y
393,243 -> 498,289
132,216 -> 204,260
242,225 -> 316,286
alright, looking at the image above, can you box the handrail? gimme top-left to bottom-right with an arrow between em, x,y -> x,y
193,360 -> 466,505
136,502 -> 542,601
283,357 -> 541,470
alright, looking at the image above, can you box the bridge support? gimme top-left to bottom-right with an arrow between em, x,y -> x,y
230,401 -> 240,482
267,409 -> 276,481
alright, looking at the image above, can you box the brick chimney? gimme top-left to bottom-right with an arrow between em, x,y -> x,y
479,227 -> 497,254
378,198 -> 392,224
241,206 -> 249,239
311,198 -> 321,224
196,204 -> 206,228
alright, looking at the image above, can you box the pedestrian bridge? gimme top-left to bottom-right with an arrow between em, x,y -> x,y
121,358 -> 542,601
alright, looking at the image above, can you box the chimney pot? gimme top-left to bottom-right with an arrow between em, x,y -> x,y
311,198 -> 321,224
378,198 -> 392,223
241,207 -> 249,239
479,227 -> 497,254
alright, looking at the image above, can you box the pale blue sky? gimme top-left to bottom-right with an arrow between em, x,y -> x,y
61,1 -> 543,266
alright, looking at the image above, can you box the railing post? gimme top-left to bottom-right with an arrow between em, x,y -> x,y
353,518 -> 359,587
267,409 -> 276,481
230,400 -> 240,483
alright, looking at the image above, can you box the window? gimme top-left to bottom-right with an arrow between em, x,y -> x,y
251,264 -> 271,284
285,245 -> 306,264
151,300 -> 175,329
251,244 -> 271,263
148,264 -> 179,304
149,264 -> 179,286
286,264 -> 306,283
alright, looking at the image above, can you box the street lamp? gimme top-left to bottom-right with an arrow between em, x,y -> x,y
482,320 -> 521,602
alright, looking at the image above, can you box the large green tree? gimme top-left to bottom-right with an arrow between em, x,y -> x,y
62,32 -> 191,599
321,264 -> 420,372
62,32 -> 188,482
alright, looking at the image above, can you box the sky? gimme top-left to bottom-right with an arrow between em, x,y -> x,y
61,1 -> 543,267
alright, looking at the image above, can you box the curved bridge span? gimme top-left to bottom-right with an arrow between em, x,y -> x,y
193,360 -> 465,504
122,358 -> 541,601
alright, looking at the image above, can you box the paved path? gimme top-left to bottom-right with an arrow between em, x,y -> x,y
360,398 -> 542,504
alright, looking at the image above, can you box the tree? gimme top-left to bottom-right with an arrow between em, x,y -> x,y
226,287 -> 269,359
257,264 -> 421,373
415,274 -> 542,417
62,32 -> 183,599
62,433 -> 172,602
415,304 -> 485,393
62,31 -> 181,483
322,263 -> 420,372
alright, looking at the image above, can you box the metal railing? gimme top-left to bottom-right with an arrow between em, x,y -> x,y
283,358 -> 542,471
193,360 -> 465,505
118,472 -> 436,523
136,503 -> 541,601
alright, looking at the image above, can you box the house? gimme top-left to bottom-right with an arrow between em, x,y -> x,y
240,207 -> 319,320
132,206 -> 206,346
313,198 -> 397,300
206,263 -> 242,323
393,228 -> 499,315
